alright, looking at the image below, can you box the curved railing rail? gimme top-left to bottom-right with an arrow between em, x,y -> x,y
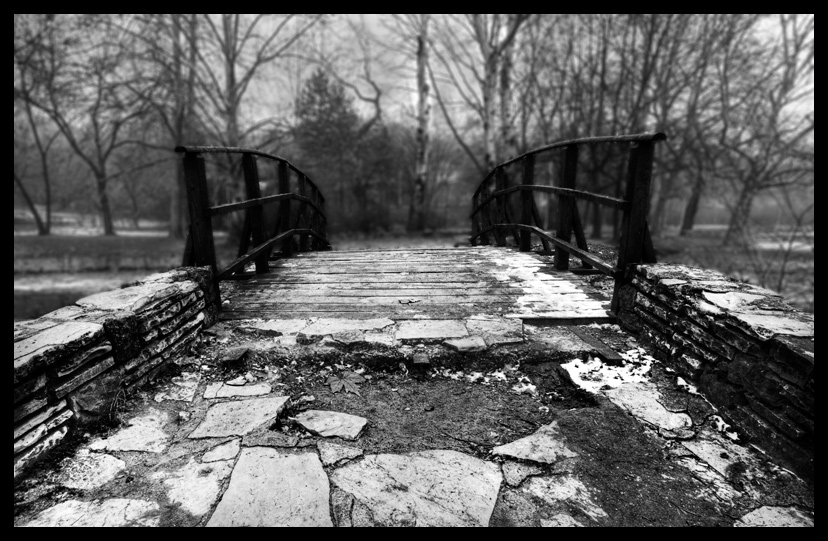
176,145 -> 330,306
470,132 -> 666,311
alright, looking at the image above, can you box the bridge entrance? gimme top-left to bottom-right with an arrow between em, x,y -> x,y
177,132 -> 665,320
218,246 -> 613,323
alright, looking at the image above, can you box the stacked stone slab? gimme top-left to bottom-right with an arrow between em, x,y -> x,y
616,264 -> 814,480
13,267 -> 217,481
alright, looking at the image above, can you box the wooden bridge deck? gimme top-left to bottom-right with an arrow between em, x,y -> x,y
219,246 -> 613,323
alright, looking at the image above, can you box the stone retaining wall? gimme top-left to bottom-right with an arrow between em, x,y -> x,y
616,264 -> 814,480
13,267 -> 218,480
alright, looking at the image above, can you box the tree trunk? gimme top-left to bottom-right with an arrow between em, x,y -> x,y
680,173 -> 704,236
14,173 -> 48,235
723,187 -> 755,246
95,170 -> 116,236
408,16 -> 431,233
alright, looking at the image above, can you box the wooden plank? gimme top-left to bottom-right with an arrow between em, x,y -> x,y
278,160 -> 292,256
556,145 -> 578,270
224,293 -> 596,305
209,193 -> 291,217
571,204 -> 592,269
242,154 -> 269,273
295,173 -> 310,251
182,153 -> 217,272
520,155 -> 534,251
494,224 -> 619,277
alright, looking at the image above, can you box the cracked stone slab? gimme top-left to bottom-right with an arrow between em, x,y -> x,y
735,506 -> 813,527
492,421 -> 579,465
444,336 -> 487,352
680,432 -> 754,480
189,395 -> 289,439
396,320 -> 468,342
202,439 -> 241,463
88,409 -> 170,453
154,372 -> 200,403
202,381 -> 271,399
732,311 -> 814,340
524,326 -> 593,353
522,475 -> 608,523
207,448 -> 332,527
295,410 -> 368,440
317,440 -> 363,466
56,450 -> 125,490
21,498 -> 160,527
151,458 -> 234,517
466,317 -> 524,345
330,450 -> 502,527
299,318 -> 394,339
501,461 -> 543,487
236,319 -> 308,336
603,382 -> 693,436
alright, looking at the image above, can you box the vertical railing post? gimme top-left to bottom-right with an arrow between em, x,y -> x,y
297,174 -> 310,251
555,144 -> 579,269
493,168 -> 506,246
611,141 -> 654,312
277,160 -> 292,256
181,151 -> 220,305
241,153 -> 268,273
520,154 -> 535,251
471,192 -> 481,246
480,182 -> 491,246
309,187 -> 319,250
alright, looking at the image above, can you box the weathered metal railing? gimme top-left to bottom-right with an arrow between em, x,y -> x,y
177,146 -> 330,305
470,132 -> 666,312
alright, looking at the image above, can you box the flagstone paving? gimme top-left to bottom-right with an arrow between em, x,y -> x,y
13,318 -> 815,528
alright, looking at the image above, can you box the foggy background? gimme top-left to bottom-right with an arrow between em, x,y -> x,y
14,14 -> 814,319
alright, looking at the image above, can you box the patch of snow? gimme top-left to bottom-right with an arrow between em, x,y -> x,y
561,354 -> 656,394
676,377 -> 700,395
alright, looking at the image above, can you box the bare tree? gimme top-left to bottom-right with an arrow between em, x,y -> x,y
14,15 -> 151,235
430,14 -> 531,174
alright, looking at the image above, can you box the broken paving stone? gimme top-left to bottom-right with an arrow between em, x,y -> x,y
56,450 -> 125,490
492,421 -> 578,465
444,336 -> 487,352
226,375 -> 247,386
151,458 -> 234,518
395,320 -> 468,342
22,499 -> 160,527
331,330 -> 365,345
501,461 -> 542,487
522,475 -> 608,523
202,439 -> 241,463
295,410 -> 368,441
466,318 -> 524,345
540,513 -> 585,527
680,432 -> 754,479
299,318 -> 395,342
88,409 -> 170,453
527,327 -> 595,354
330,450 -> 502,527
203,382 -> 272,399
363,331 -> 395,347
236,319 -> 307,336
217,347 -> 248,368
317,440 -> 363,466
207,448 -> 332,527
735,506 -> 813,527
188,395 -> 290,439
603,382 -> 693,435
154,372 -> 200,403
